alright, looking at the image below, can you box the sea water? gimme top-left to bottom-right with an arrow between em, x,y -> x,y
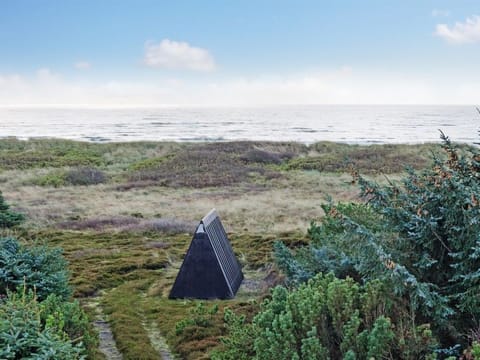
0,105 -> 478,144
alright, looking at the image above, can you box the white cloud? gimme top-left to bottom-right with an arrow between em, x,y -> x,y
144,39 -> 215,72
0,67 -> 478,106
74,61 -> 91,70
435,15 -> 480,44
432,9 -> 450,18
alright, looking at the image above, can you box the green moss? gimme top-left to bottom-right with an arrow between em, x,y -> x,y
231,232 -> 308,269
102,280 -> 160,360
23,230 -> 185,297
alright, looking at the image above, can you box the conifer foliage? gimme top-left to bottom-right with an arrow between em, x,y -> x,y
0,237 -> 71,300
0,191 -> 24,228
274,132 -> 480,353
217,131 -> 480,359
213,274 -> 437,359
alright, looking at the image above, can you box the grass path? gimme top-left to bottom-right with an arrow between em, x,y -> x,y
143,319 -> 175,360
82,296 -> 123,360
94,317 -> 123,360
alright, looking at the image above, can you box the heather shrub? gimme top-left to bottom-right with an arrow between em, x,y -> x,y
65,166 -> 106,185
124,218 -> 196,234
58,215 -> 139,231
175,302 -> 219,336
240,149 -> 283,164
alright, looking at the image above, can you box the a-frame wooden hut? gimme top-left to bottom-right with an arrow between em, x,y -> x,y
169,209 -> 243,299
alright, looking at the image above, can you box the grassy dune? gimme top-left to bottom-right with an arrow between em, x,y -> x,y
0,138 -> 455,359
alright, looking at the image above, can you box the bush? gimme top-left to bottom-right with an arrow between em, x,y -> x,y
0,192 -> 24,228
240,149 -> 284,164
32,170 -> 68,187
285,142 -> 436,174
65,167 -> 106,186
175,302 -> 219,336
31,167 -> 106,187
39,294 -> 98,359
0,237 -> 71,301
274,131 -> 480,353
0,290 -> 85,359
172,302 -> 224,359
213,273 -> 437,360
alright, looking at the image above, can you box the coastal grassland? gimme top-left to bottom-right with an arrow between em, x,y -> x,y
16,227 -> 305,359
0,138 -> 457,359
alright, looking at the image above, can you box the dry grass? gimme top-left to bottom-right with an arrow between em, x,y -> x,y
0,138 -> 445,359
4,171 -> 363,233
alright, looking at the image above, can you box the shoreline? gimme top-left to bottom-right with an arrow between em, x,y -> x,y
0,134 -> 470,146
1,105 -> 478,145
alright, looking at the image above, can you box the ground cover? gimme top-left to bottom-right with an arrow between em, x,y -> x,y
0,138 -> 452,359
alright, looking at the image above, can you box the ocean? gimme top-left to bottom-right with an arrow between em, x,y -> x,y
0,105 -> 478,144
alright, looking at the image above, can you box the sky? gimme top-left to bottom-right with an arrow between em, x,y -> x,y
0,0 -> 479,106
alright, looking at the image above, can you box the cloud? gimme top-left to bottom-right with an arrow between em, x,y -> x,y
0,67 -> 478,106
74,61 -> 91,70
144,39 -> 215,71
432,9 -> 450,18
435,15 -> 480,44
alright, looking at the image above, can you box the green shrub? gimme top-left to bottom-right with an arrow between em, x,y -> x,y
0,290 -> 85,359
175,302 -> 219,336
0,140 -> 104,170
472,342 -> 480,358
31,167 -> 107,187
0,192 -> 24,228
0,237 -> 71,300
211,309 -> 255,360
39,294 -> 98,359
214,273 -> 437,360
128,155 -> 173,171
274,131 -> 480,353
31,170 -> 67,187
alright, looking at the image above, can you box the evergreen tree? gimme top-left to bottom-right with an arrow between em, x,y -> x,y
274,132 -> 480,351
0,191 -> 24,228
0,290 -> 85,359
0,237 -> 71,300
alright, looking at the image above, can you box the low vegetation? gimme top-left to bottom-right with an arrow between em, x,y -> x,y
1,136 -> 478,359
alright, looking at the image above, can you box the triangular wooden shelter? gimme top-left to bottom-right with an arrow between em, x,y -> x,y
169,209 -> 243,299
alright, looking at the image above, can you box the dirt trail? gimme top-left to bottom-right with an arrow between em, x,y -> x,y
142,320 -> 175,360
93,317 -> 123,360
82,297 -> 123,360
